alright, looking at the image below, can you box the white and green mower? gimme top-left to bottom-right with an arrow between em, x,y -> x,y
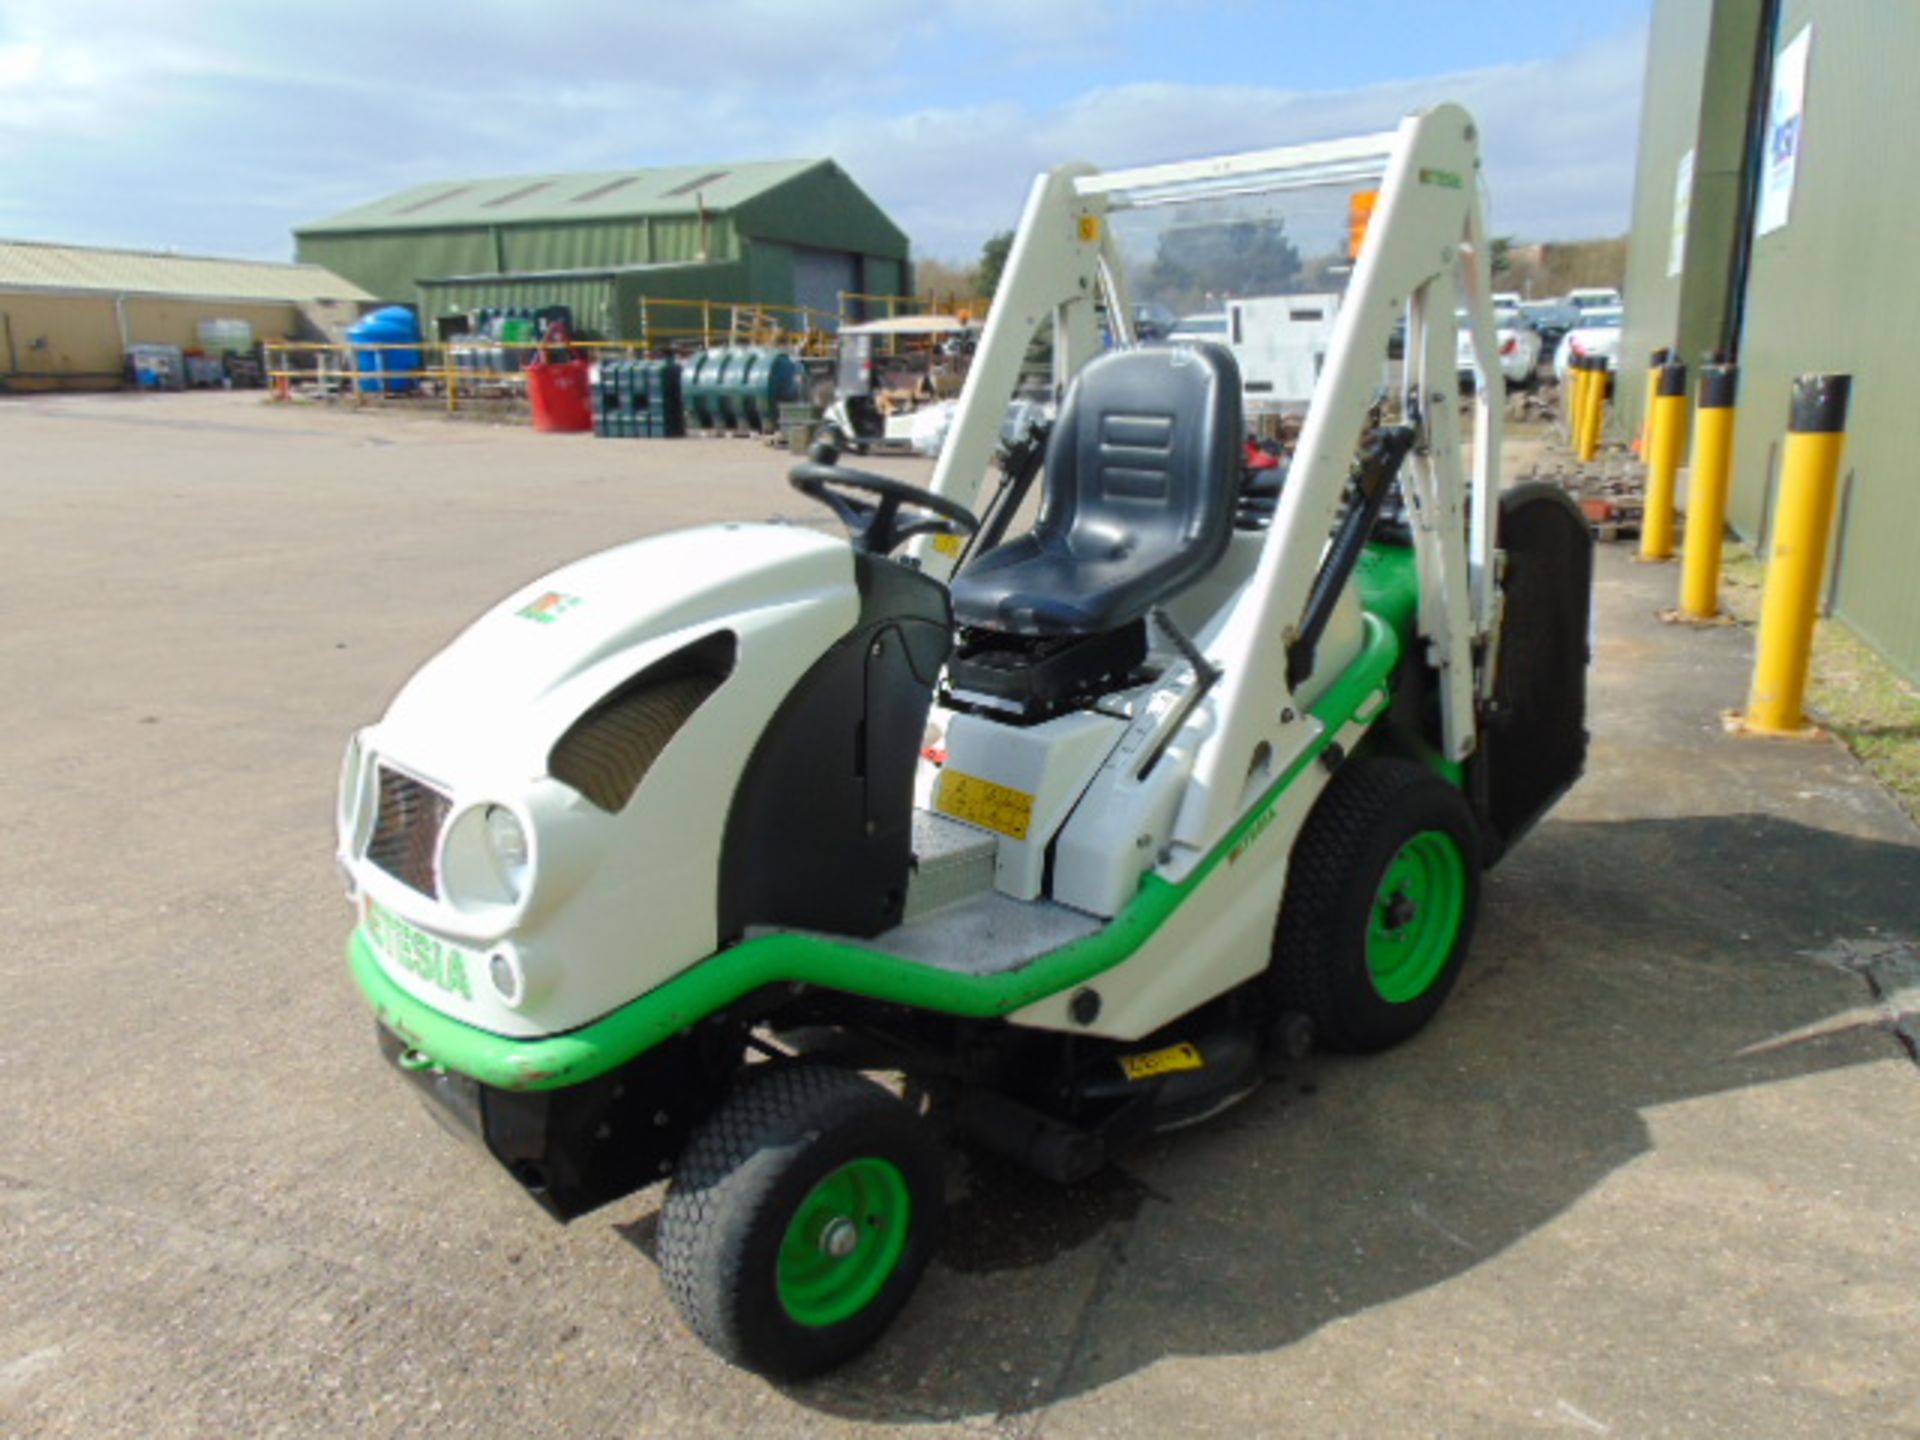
337,103 -> 1591,1379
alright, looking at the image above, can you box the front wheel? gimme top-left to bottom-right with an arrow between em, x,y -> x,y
658,1065 -> 943,1379
1272,757 -> 1481,1051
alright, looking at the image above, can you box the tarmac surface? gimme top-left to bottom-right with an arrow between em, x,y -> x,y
3,391 -> 1917,1437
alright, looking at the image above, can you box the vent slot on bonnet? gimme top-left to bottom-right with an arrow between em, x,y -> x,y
549,632 -> 736,812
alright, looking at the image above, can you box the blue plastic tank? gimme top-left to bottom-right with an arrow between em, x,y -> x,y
347,306 -> 423,394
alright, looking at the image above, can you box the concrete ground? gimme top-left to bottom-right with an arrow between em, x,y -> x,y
3,392 -> 1917,1438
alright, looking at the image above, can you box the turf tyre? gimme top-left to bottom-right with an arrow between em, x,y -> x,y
1273,757 -> 1481,1052
658,1065 -> 942,1379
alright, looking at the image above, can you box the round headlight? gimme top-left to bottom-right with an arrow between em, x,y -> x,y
437,802 -> 535,912
484,805 -> 531,896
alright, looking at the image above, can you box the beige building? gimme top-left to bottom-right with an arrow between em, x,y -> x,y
0,240 -> 371,391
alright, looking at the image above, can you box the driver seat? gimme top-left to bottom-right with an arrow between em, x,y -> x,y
950,344 -> 1242,637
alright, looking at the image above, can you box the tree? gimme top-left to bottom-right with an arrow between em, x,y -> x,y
1142,217 -> 1302,312
977,230 -> 1015,299
913,256 -> 979,305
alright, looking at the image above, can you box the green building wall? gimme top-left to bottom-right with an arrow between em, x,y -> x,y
1625,0 -> 1920,684
295,216 -> 736,310
1618,0 -> 1766,441
293,162 -> 905,321
413,258 -> 759,341
1731,1 -> 1920,684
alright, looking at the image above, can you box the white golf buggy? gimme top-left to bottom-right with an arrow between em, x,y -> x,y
337,103 -> 1591,1379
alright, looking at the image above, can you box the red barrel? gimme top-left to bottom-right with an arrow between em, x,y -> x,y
526,326 -> 592,433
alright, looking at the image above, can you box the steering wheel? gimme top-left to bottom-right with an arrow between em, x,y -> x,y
788,440 -> 980,557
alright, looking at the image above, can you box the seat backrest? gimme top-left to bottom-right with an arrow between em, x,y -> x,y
1039,343 -> 1243,566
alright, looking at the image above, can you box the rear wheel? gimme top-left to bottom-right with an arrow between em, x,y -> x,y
1273,757 -> 1481,1051
658,1066 -> 943,1380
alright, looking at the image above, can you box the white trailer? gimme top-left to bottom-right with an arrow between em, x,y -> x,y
1224,291 -> 1344,407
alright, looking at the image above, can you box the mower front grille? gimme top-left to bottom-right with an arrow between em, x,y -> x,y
366,764 -> 451,897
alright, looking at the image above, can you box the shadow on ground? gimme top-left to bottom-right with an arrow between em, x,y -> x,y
672,810 -> 1919,1421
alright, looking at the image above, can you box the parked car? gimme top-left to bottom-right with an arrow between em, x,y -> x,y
1167,313 -> 1228,341
1456,306 -> 1542,389
1519,297 -> 1577,350
1565,286 -> 1623,314
1552,305 -> 1625,383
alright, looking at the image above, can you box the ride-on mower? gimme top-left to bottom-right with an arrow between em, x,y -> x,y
337,103 -> 1591,1379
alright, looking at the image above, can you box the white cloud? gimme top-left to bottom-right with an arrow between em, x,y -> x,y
819,26 -> 1649,260
0,2 -> 1643,263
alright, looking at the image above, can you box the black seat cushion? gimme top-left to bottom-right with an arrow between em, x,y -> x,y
950,344 -> 1243,636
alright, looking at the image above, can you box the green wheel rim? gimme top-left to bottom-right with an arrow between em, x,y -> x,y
1366,830 -> 1467,1003
776,1157 -> 912,1328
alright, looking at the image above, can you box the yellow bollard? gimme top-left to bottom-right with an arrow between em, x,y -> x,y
1639,359 -> 1688,560
1580,356 -> 1601,452
1678,363 -> 1738,616
1576,356 -> 1609,463
1572,356 -> 1595,449
1567,355 -> 1588,451
1742,375 -> 1851,736
1637,346 -> 1670,456
1563,356 -> 1580,439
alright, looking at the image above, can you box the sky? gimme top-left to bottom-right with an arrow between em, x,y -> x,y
0,0 -> 1651,266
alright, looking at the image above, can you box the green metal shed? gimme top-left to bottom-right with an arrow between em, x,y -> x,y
1623,0 -> 1920,685
293,158 -> 910,337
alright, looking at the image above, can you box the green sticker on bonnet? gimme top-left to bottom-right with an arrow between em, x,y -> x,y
518,591 -> 583,624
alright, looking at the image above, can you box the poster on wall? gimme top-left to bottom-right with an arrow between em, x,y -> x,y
1668,148 -> 1694,277
1756,23 -> 1812,237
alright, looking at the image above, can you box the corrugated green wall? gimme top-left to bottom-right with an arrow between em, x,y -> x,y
861,256 -> 904,303
293,164 -> 902,309
413,260 -> 761,340
1628,0 -> 1920,683
733,163 -> 908,261
1727,0 -> 1920,684
747,243 -> 794,306
497,216 -> 735,271
1619,0 -> 1766,440
616,260 -> 752,341
297,229 -> 496,305
1619,0 -> 1710,417
297,216 -> 739,306
295,161 -> 914,350
418,276 -> 620,338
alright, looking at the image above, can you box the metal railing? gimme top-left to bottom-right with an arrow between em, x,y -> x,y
264,291 -> 992,411
633,298 -> 840,354
837,290 -> 989,324
263,339 -> 649,414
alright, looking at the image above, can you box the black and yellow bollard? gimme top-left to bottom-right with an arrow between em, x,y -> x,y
1677,362 -> 1738,617
1740,375 -> 1851,737
1639,359 -> 1688,561
1638,346 -> 1670,457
